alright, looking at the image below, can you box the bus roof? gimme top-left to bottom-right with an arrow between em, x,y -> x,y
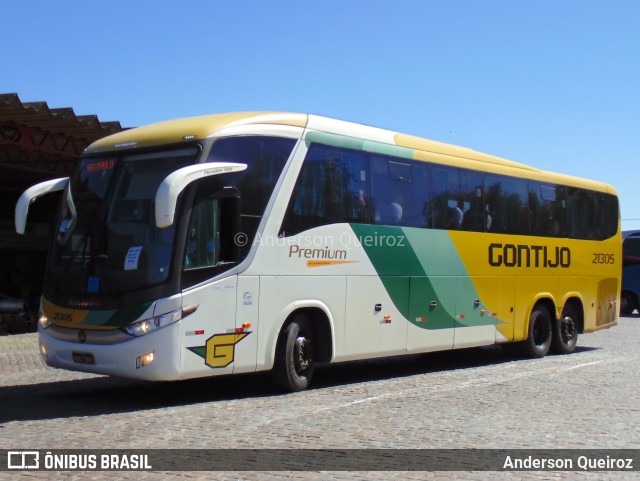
84,112 -> 308,154
84,111 -> 617,195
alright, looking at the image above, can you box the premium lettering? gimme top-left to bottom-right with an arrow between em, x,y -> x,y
289,245 -> 347,260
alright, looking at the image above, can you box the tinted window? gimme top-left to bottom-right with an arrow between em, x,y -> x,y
459,169 -> 484,231
529,183 -> 566,237
207,136 -> 294,216
484,174 -> 529,235
567,188 -> 595,239
371,155 -> 422,227
594,192 -> 619,240
429,166 -> 461,229
280,142 -> 618,241
281,144 -> 369,235
207,136 -> 294,252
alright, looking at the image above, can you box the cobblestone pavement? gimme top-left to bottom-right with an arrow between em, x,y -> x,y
1,316 -> 639,480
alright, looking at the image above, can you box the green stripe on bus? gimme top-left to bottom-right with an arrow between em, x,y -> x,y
350,224 -> 498,329
305,131 -> 414,159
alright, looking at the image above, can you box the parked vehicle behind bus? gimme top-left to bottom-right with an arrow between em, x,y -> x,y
621,230 -> 640,315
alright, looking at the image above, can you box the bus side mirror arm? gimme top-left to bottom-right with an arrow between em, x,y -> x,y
155,162 -> 247,228
15,177 -> 70,234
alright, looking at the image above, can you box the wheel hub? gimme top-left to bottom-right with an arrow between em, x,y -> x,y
294,336 -> 311,372
561,316 -> 576,342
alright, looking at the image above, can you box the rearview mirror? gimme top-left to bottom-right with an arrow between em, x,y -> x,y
155,162 -> 247,228
15,177 -> 70,234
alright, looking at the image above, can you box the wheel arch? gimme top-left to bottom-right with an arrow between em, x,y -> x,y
266,301 -> 335,369
526,294 -> 556,332
560,295 -> 585,334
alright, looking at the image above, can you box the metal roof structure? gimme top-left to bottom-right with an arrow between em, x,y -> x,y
0,92 -> 125,192
0,94 -> 126,330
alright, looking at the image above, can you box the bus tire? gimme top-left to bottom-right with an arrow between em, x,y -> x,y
551,304 -> 579,354
272,315 -> 315,392
519,305 -> 552,358
620,291 -> 636,316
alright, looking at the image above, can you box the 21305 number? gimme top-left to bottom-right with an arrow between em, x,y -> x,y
593,253 -> 615,264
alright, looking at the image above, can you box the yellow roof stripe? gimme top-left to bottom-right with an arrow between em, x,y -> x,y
85,112 -> 308,153
394,133 -> 536,171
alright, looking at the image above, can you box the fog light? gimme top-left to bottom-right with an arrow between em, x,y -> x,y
39,342 -> 48,359
137,351 -> 155,368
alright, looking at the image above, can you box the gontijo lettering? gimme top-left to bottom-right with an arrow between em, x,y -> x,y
489,243 -> 571,268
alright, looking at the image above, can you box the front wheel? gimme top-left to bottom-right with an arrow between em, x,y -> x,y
518,305 -> 552,358
551,304 -> 579,354
272,315 -> 315,392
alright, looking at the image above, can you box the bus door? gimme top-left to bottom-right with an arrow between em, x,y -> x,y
179,187 -> 243,377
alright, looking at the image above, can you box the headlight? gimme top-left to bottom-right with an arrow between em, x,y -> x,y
38,310 -> 52,329
124,309 -> 182,337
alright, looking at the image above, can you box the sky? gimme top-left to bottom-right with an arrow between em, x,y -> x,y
3,0 -> 639,229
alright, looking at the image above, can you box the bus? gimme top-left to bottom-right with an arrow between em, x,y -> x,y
621,230 -> 640,315
15,112 -> 621,391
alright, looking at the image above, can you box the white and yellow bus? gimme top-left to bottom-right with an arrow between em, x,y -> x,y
16,112 -> 621,391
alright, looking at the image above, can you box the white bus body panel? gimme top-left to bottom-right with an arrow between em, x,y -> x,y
257,276 -> 343,371
234,275 -> 260,374
180,276 -> 238,379
39,320 -> 182,381
343,276 -> 407,361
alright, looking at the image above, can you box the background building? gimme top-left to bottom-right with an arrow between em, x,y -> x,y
0,93 -> 123,331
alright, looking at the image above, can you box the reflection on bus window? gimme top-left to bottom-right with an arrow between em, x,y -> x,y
281,144 -> 369,235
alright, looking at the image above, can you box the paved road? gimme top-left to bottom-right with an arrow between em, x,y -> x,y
1,316 -> 639,480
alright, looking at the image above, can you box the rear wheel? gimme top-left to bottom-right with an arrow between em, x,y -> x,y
551,304 -> 579,354
272,315 -> 315,392
518,305 -> 552,358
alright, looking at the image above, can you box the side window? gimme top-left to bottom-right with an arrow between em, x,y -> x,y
594,192 -> 619,240
529,183 -> 566,237
429,166 -> 461,229
280,144 -> 369,236
207,136 -> 293,217
184,195 -> 219,270
370,155 -> 431,228
371,156 -> 413,226
567,188 -> 594,239
182,183 -> 239,288
428,166 -> 483,231
207,136 -> 294,256
458,169 -> 484,232
484,174 -> 529,235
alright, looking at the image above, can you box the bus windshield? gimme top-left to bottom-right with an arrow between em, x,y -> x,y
47,147 -> 199,297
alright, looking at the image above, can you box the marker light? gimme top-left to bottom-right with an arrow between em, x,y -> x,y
124,309 -> 182,337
